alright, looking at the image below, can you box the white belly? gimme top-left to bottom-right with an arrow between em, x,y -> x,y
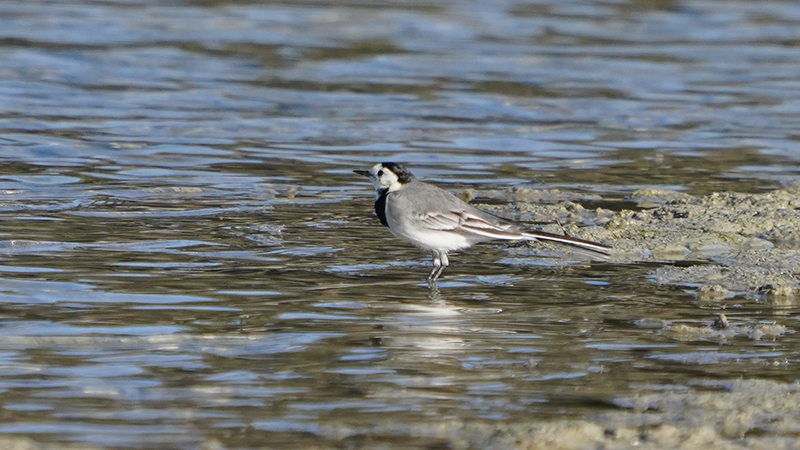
389,227 -> 473,253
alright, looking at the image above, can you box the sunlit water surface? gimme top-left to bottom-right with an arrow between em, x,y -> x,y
0,0 -> 800,448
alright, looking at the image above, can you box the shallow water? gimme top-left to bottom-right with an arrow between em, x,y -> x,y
1,0 -> 800,448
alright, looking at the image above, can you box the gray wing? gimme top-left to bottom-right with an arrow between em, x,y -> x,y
420,209 -> 526,240
390,182 -> 525,240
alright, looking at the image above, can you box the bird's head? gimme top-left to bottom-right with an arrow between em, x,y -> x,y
353,162 -> 415,194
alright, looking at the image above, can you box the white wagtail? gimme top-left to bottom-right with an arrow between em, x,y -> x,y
354,162 -> 611,285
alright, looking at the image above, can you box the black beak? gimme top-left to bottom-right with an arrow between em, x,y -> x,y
353,170 -> 370,177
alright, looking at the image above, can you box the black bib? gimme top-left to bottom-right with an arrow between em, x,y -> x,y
375,189 -> 389,227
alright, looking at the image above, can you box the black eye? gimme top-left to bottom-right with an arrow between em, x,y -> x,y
377,170 -> 384,176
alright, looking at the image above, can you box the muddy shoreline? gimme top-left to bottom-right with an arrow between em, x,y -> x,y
478,187 -> 800,303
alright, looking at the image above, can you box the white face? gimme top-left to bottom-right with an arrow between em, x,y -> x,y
367,163 -> 401,192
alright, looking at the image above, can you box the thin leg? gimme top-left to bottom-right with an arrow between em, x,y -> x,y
427,250 -> 449,282
428,252 -> 442,281
438,252 -> 449,278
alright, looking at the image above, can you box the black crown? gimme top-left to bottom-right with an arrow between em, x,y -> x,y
381,162 -> 415,183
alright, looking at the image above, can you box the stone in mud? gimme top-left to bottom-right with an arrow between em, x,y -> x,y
696,285 -> 730,302
759,285 -> 798,306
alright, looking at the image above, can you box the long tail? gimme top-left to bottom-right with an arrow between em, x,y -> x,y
521,230 -> 611,256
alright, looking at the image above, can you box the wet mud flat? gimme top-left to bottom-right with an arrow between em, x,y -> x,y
482,186 -> 800,306
405,187 -> 800,450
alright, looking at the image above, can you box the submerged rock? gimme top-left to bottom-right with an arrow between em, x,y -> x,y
662,314 -> 788,342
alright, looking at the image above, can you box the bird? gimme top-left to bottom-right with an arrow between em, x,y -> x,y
353,162 -> 611,286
